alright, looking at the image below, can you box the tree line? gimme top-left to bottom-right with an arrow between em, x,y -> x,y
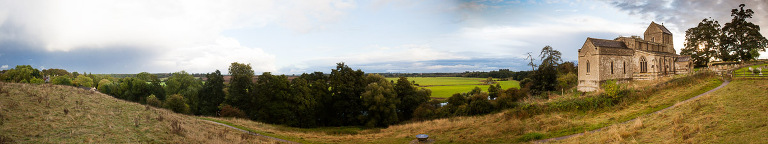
682,4 -> 768,67
1,46 -> 577,128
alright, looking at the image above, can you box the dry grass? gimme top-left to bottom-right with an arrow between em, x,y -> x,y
203,75 -> 723,143
556,79 -> 768,143
0,82 -> 278,143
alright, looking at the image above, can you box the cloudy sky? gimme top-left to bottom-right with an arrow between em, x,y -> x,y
1,0 -> 767,74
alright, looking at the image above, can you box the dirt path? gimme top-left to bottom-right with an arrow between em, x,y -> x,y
204,120 -> 298,144
534,79 -> 731,143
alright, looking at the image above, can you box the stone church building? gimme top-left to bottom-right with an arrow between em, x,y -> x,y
577,22 -> 692,92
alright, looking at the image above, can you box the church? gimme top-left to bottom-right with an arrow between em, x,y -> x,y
577,22 -> 692,92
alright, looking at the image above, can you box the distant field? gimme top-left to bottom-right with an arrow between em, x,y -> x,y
384,77 -> 520,98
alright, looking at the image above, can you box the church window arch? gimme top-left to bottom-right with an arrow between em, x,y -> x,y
586,61 -> 590,73
623,61 -> 626,74
640,57 -> 647,73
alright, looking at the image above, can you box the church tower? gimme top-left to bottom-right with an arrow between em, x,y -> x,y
643,22 -> 674,53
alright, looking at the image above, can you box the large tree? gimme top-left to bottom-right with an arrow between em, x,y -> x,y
393,77 -> 430,121
253,72 -> 292,124
225,62 -> 255,117
530,45 -> 561,94
683,18 -> 721,67
198,70 -> 226,116
719,4 -> 768,62
360,74 -> 399,127
165,71 -> 203,114
328,63 -> 366,126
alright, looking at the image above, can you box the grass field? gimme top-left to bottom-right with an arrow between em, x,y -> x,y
733,63 -> 768,76
384,77 -> 520,98
556,79 -> 768,143
0,83 -> 272,143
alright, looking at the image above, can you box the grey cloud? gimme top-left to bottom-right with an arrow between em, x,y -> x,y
608,0 -> 768,33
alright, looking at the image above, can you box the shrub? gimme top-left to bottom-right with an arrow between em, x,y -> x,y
146,94 -> 162,107
164,94 -> 190,114
219,104 -> 247,118
29,77 -> 44,84
51,76 -> 72,86
601,80 -> 623,99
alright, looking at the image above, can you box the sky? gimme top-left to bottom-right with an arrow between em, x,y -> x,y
1,0 -> 767,74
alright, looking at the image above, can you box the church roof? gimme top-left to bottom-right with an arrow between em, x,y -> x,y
652,22 -> 672,35
676,55 -> 691,62
589,38 -> 627,49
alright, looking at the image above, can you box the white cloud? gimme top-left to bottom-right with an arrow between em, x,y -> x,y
0,0 -> 356,73
0,65 -> 7,69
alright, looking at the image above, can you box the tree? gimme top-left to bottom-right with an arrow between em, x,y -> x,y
488,83 -> 501,100
198,70 -> 226,116
720,4 -> 768,62
42,68 -> 69,77
165,94 -> 190,114
0,65 -> 38,83
360,74 -> 399,127
74,75 -> 94,87
530,46 -> 561,94
557,61 -> 577,74
683,18 -> 721,67
393,77 -> 430,121
225,62 -> 255,116
328,63 -> 366,126
136,72 -> 165,100
288,77 -> 319,127
253,72 -> 293,124
30,77 -> 44,84
165,71 -> 202,114
556,72 -> 577,90
146,94 -> 163,107
300,72 -> 332,126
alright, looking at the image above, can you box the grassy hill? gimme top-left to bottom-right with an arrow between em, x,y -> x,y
555,79 -> 768,143
203,73 -> 723,143
0,82 -> 273,143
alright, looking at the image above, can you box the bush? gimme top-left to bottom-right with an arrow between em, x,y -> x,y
146,94 -> 162,107
601,80 -> 623,99
51,76 -> 72,86
29,77 -> 44,84
164,94 -> 190,114
219,104 -> 247,118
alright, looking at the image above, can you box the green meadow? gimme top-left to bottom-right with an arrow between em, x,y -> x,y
385,77 -> 520,98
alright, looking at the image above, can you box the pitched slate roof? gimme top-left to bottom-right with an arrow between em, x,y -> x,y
589,38 -> 627,49
652,22 -> 672,35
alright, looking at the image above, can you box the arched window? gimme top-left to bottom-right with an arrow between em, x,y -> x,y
640,57 -> 647,73
586,61 -> 590,73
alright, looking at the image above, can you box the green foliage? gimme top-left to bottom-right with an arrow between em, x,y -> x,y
74,75 -> 94,87
488,83 -> 501,99
165,71 -> 202,114
164,94 -> 190,114
556,72 -> 577,90
51,76 -> 72,86
29,77 -> 44,84
328,62 -> 366,126
253,72 -> 293,125
1,65 -> 39,83
41,68 -> 69,77
146,94 -> 163,107
198,70 -> 226,116
225,62 -> 254,113
601,80 -> 623,99
288,77 -> 319,127
683,18 -> 721,67
360,74 -> 399,127
412,100 -> 445,121
720,4 -> 768,62
393,77 -> 430,121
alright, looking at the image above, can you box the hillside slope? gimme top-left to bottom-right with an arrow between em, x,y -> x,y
0,82 -> 273,143
555,79 -> 768,143
204,74 -> 724,143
